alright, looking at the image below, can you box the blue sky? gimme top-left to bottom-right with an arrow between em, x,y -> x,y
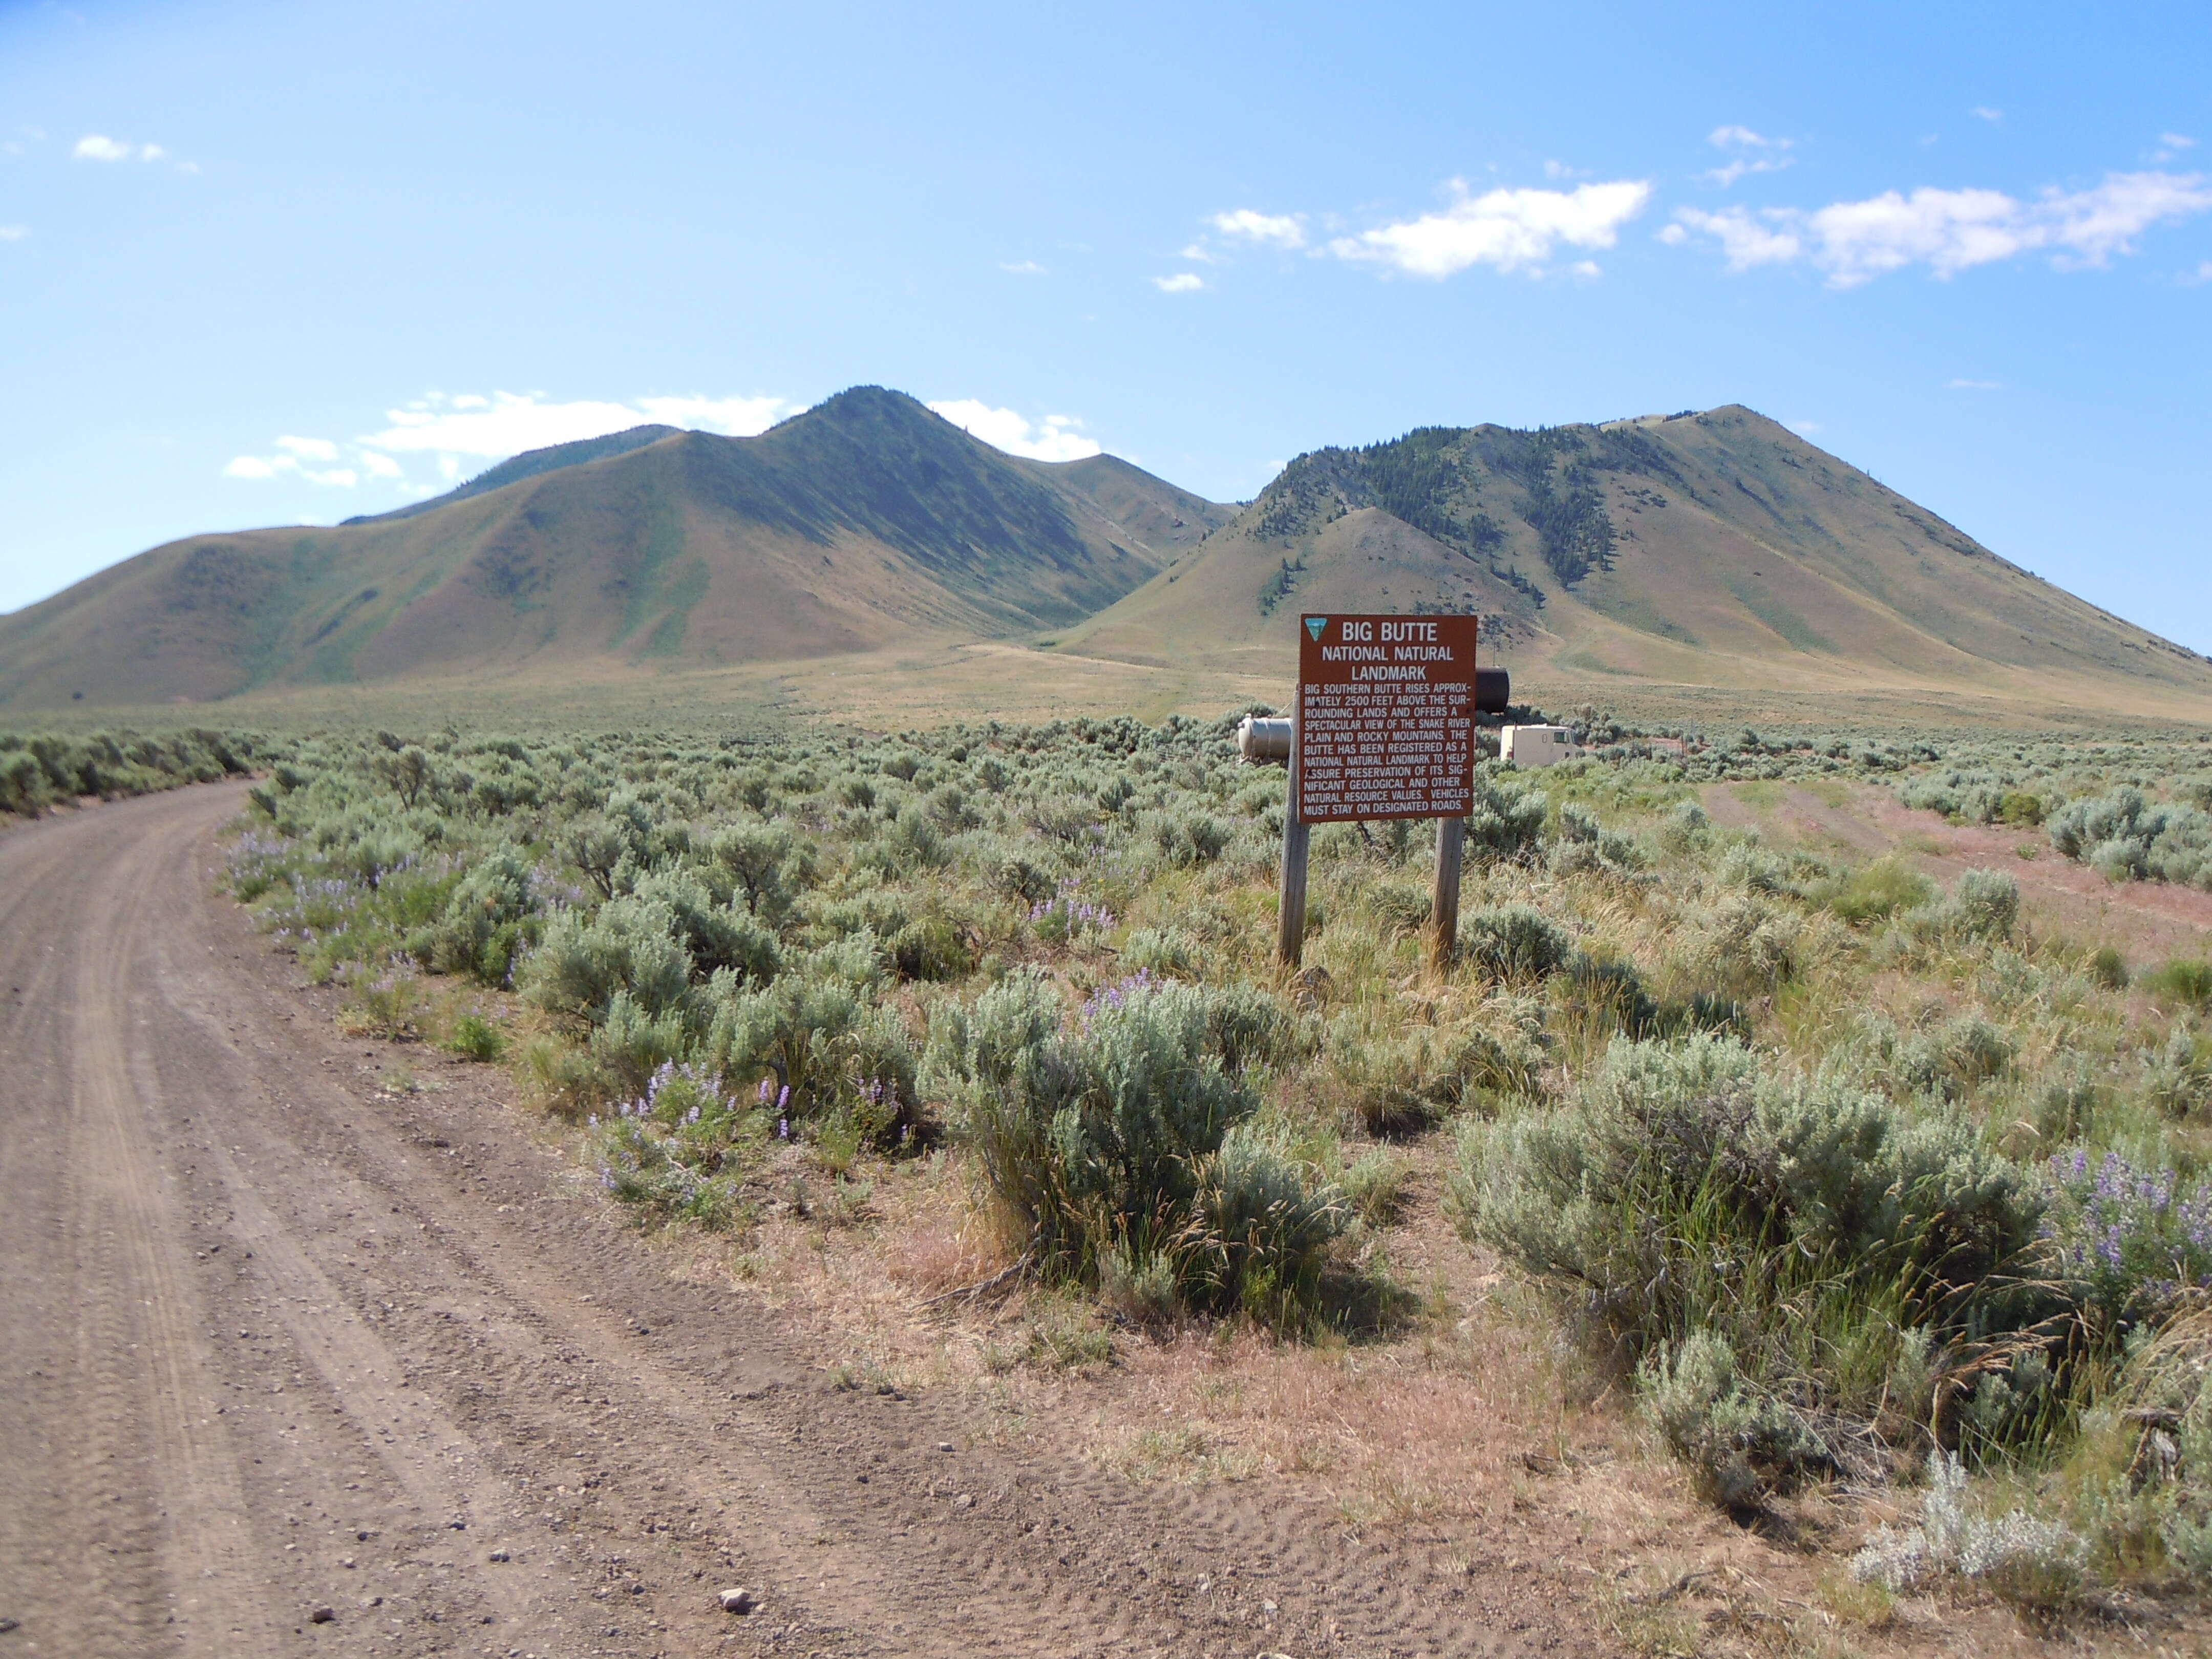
4,1 -> 2210,648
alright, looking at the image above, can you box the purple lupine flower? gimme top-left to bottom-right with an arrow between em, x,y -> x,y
2050,1145 -> 2212,1310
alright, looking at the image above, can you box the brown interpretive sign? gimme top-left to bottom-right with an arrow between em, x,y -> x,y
1295,612 -> 1478,823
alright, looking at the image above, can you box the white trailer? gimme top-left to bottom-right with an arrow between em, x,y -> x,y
1500,725 -> 1580,768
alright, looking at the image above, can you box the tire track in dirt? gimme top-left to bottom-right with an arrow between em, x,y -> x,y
67,810 -> 274,1656
1703,780 -> 2212,958
4,795 -> 268,1658
0,783 -> 1600,1658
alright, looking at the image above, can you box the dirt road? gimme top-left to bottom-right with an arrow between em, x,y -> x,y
0,785 -> 1586,1659
1701,779 -> 2212,960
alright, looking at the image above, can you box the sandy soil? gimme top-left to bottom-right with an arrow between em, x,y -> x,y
0,782 -> 1611,1658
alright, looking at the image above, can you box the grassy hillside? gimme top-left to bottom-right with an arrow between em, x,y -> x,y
9,394 -> 2205,724
1063,406 -> 2212,720
0,388 -> 1223,709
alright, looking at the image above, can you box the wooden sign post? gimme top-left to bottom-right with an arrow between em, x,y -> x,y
1275,613 -> 1481,972
1275,695 -> 1312,966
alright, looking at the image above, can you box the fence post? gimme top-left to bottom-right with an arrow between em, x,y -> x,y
1429,813 -> 1464,973
1275,692 -> 1309,968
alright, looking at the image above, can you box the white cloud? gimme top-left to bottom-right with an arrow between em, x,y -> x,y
1153,272 -> 1205,292
2164,133 -> 2199,150
1971,107 -> 2004,122
999,259 -> 1047,275
632,393 -> 793,433
2192,259 -> 2212,284
1812,186 -> 2039,281
2035,172 -> 2212,265
223,388 -> 797,492
1786,419 -> 1823,435
360,390 -> 792,457
1707,156 -> 1794,187
1178,242 -> 1221,264
1210,208 -> 1306,248
72,134 -> 164,162
1704,126 -> 1795,187
0,225 -> 24,241
1668,170 -> 2212,285
1946,378 -> 2004,389
926,400 -> 1102,463
1329,179 -> 1651,277
221,450 -> 356,485
1670,206 -> 1803,268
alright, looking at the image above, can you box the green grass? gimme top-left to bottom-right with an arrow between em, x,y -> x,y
1814,857 -> 1934,924
2144,959 -> 2212,1006
448,1012 -> 506,1061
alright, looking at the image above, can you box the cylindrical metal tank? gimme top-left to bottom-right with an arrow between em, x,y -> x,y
1236,715 -> 1294,763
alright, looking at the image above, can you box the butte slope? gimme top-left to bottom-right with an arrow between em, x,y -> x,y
0,388 -> 1229,709
1065,406 -> 2212,719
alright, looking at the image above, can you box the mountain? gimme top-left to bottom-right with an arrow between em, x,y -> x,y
8,395 -> 2207,719
0,388 -> 1231,708
1060,406 -> 2212,716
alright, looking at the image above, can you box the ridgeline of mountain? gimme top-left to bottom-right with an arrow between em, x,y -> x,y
6,396 -> 2208,717
344,423 -> 683,523
0,388 -> 1229,708
1062,406 -> 2212,714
